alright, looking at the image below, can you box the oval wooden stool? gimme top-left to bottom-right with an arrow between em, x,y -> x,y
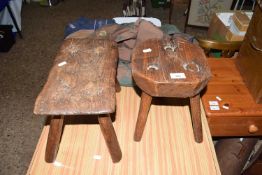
132,37 -> 211,143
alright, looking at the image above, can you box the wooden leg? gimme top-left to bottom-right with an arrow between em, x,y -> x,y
115,78 -> 121,92
98,114 -> 122,163
134,91 -> 152,142
190,94 -> 203,143
45,115 -> 64,163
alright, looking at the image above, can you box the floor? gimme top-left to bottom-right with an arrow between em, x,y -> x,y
0,1 -> 207,175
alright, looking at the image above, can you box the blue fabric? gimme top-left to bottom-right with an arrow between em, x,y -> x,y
0,0 -> 10,12
64,17 -> 115,37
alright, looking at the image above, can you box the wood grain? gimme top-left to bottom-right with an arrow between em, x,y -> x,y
201,58 -> 262,136
132,37 -> 210,143
45,116 -> 64,163
134,92 -> 152,141
132,37 -> 211,98
34,37 -> 118,115
98,114 -> 122,163
190,94 -> 202,143
27,87 -> 221,175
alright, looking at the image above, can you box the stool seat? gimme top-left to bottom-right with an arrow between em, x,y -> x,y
34,37 -> 118,115
132,38 -> 211,98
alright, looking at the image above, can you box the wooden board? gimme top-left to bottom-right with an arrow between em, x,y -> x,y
27,87 -> 221,175
34,38 -> 118,115
132,38 -> 211,98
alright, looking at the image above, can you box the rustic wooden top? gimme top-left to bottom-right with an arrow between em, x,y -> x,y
202,58 -> 262,117
132,37 -> 211,98
34,37 -> 118,115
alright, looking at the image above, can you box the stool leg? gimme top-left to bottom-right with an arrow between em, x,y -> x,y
134,91 -> 152,142
115,78 -> 121,92
190,94 -> 203,143
45,115 -> 64,163
98,114 -> 122,163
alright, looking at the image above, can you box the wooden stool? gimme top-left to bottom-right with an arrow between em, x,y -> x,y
132,37 -> 211,143
34,35 -> 122,163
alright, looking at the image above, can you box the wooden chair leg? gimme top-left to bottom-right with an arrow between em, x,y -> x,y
134,91 -> 152,142
98,114 -> 122,163
190,94 -> 203,143
45,115 -> 64,163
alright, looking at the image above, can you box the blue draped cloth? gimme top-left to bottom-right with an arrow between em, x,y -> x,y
64,17 -> 115,37
0,0 -> 10,12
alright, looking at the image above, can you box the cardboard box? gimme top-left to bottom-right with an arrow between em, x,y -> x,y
232,11 -> 250,31
207,11 -> 253,41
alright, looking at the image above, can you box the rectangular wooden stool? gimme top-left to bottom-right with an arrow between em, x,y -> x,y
34,36 -> 122,163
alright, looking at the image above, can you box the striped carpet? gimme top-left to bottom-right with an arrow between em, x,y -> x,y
27,87 -> 221,175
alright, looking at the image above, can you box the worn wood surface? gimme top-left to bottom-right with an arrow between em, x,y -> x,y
132,37 -> 211,98
34,35 -> 121,163
190,94 -> 202,143
27,87 -> 221,175
236,4 -> 262,104
34,37 -> 118,115
201,58 -> 262,136
132,37 -> 209,142
45,116 -> 64,163
134,92 -> 152,141
98,114 -> 122,163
